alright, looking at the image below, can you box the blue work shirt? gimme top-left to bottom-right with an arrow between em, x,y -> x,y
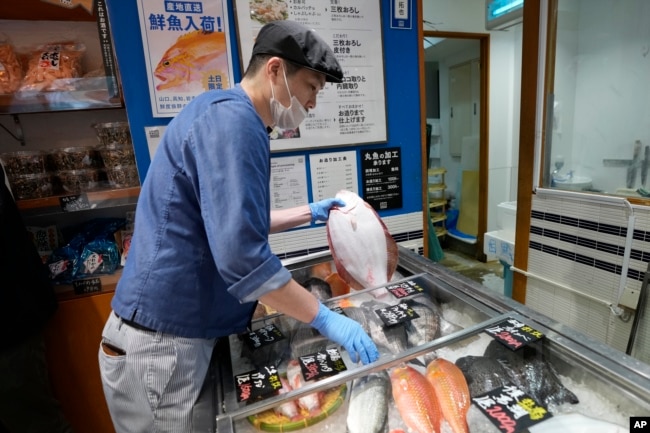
111,85 -> 292,338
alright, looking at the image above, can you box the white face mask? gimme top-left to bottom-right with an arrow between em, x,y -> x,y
269,64 -> 307,129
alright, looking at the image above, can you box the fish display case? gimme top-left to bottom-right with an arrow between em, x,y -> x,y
211,247 -> 650,433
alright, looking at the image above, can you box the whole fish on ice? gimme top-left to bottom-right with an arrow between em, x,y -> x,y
390,363 -> 441,433
346,371 -> 391,433
154,30 -> 229,91
326,190 -> 398,295
290,322 -> 330,359
405,295 -> 442,349
426,357 -> 471,433
300,277 -> 333,301
455,355 -> 511,397
362,300 -> 409,356
483,340 -> 579,409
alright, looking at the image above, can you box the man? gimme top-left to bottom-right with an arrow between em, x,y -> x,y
0,163 -> 73,433
99,20 -> 379,432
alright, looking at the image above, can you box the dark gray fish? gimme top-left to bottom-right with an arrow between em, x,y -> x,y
301,277 -> 333,301
484,340 -> 579,408
290,322 -> 331,358
342,306 -> 372,334
361,300 -> 409,356
455,355 -> 512,397
347,371 -> 391,433
405,295 -> 441,348
240,332 -> 291,371
291,266 -> 312,285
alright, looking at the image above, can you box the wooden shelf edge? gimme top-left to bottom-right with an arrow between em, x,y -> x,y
429,199 -> 447,208
17,186 -> 140,211
428,184 -> 447,192
54,269 -> 121,301
427,168 -> 446,176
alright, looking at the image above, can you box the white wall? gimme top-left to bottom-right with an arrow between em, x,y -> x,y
423,0 -> 522,232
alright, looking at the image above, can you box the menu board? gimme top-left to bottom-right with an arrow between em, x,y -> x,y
137,0 -> 236,117
309,150 -> 358,204
235,0 -> 387,151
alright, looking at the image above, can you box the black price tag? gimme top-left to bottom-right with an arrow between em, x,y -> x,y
375,302 -> 420,327
243,324 -> 285,351
386,279 -> 426,299
234,365 -> 282,402
472,385 -> 552,433
484,318 -> 544,350
298,348 -> 347,381
73,277 -> 102,295
59,194 -> 91,212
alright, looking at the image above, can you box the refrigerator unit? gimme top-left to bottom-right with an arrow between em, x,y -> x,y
208,247 -> 650,432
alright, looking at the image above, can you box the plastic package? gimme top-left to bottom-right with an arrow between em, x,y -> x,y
0,37 -> 22,94
18,42 -> 86,93
0,150 -> 47,177
93,121 -> 132,146
48,218 -> 126,283
105,164 -> 139,188
56,168 -> 104,193
99,143 -> 135,168
10,173 -> 53,199
50,146 -> 101,171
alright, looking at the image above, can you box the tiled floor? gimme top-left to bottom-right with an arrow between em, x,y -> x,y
438,248 -> 505,294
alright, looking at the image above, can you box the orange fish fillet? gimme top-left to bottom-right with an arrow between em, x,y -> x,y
390,364 -> 441,433
425,358 -> 471,433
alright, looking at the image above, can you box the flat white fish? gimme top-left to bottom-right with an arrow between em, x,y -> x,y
326,190 -> 398,296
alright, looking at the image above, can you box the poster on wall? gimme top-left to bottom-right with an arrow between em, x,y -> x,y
137,0 -> 235,117
270,155 -> 309,210
361,147 -> 402,210
309,150 -> 358,207
235,0 -> 387,152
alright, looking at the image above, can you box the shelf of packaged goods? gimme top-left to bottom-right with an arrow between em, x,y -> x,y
54,268 -> 121,301
16,186 -> 140,213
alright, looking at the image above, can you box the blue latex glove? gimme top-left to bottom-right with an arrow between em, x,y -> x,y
310,303 -> 379,364
309,198 -> 346,223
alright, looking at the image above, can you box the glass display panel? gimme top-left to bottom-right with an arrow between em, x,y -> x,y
544,0 -> 650,197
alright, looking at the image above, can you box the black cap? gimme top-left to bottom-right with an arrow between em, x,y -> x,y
251,20 -> 343,83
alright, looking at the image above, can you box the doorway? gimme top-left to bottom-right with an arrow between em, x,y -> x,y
421,31 -> 490,261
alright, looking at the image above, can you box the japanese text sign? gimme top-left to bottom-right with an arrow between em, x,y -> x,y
484,318 -> 545,351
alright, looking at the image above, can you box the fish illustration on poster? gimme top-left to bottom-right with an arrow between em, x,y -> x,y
137,0 -> 235,117
234,0 -> 388,152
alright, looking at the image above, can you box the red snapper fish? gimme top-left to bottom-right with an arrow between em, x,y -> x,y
425,358 -> 471,433
390,363 -> 442,433
154,30 -> 229,91
326,190 -> 398,296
